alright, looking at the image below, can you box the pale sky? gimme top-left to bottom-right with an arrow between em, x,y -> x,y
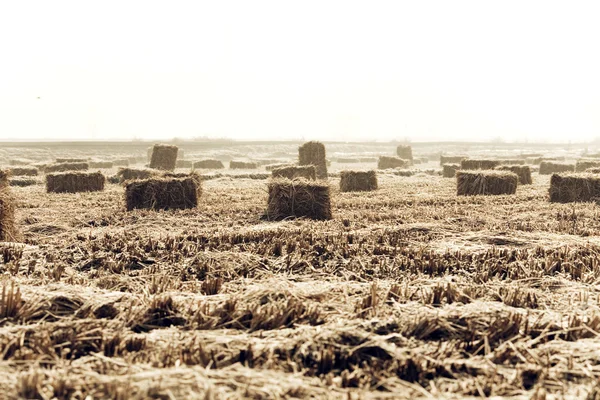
1,1 -> 599,142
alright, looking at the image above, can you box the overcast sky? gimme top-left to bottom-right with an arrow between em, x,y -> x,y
1,1 -> 599,142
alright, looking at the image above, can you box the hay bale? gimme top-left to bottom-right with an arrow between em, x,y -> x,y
176,160 -> 193,168
497,159 -> 525,165
230,161 -> 259,169
440,155 -> 466,165
125,175 -> 202,211
576,159 -> 600,172
0,170 -> 8,188
335,157 -> 361,163
266,178 -> 331,220
265,163 -> 294,171
10,178 -> 37,187
9,167 -> 38,176
442,164 -> 460,178
339,170 -> 378,192
549,173 -> 600,203
46,172 -> 105,193
112,159 -> 130,167
149,144 -> 178,171
377,156 -> 408,169
298,141 -> 328,179
9,159 -> 32,166
0,186 -> 17,241
539,161 -> 575,175
456,170 -> 518,196
272,165 -> 316,180
193,160 -> 225,169
460,159 -> 500,170
89,161 -> 114,169
116,168 -> 157,183
396,145 -> 413,161
586,167 -> 600,174
495,165 -> 532,185
56,158 -> 87,163
45,162 -> 89,173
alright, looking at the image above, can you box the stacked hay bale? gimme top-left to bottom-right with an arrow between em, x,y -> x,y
339,170 -> 378,192
230,161 -> 259,169
576,159 -> 600,172
549,173 -> 600,203
539,162 -> 575,175
460,159 -> 500,170
89,161 -> 114,169
266,178 -> 331,220
149,144 -> 178,171
46,172 -> 105,193
377,156 -> 408,170
125,174 -> 202,211
495,165 -> 532,185
45,162 -> 89,173
396,145 -> 413,162
193,160 -> 225,169
442,164 -> 460,178
272,165 -> 316,180
176,160 -> 193,168
440,155 -> 466,165
9,167 -> 38,176
116,168 -> 157,183
0,171 -> 18,241
298,141 -> 328,179
456,170 -> 518,196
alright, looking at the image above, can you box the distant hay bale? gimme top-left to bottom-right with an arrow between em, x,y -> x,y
125,175 -> 202,211
9,167 -> 38,176
456,170 -> 518,196
396,145 -> 413,161
576,159 -> 600,172
460,159 -> 500,170
335,157 -> 361,163
0,186 -> 18,241
412,157 -> 428,164
46,172 -> 105,193
339,170 -> 378,192
0,170 -> 8,188
539,161 -> 575,175
10,178 -> 37,187
56,158 -> 87,163
377,156 -> 409,170
193,159 -> 225,169
586,167 -> 600,174
112,159 -> 130,167
271,165 -> 316,180
230,161 -> 259,169
549,173 -> 600,203
298,141 -> 328,179
176,160 -> 193,168
442,164 -> 460,178
89,161 -> 114,169
9,159 -> 31,166
116,168 -> 157,183
440,155 -> 466,165
45,162 -> 89,173
497,159 -> 525,165
149,144 -> 178,171
265,163 -> 293,171
266,178 -> 332,220
496,165 -> 532,185
178,149 -> 185,159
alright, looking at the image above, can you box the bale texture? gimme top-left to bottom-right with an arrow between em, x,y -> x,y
272,165 -> 316,180
194,160 -> 225,169
495,165 -> 532,185
116,168 -> 158,183
576,160 -> 600,172
46,172 -> 105,193
339,170 -> 378,192
378,156 -> 408,170
8,167 -> 38,176
125,175 -> 202,211
396,145 -> 413,161
149,144 -> 178,171
56,158 -> 87,163
230,161 -> 259,169
45,162 -> 89,173
298,141 -> 328,179
0,186 -> 17,241
549,173 -> 600,203
176,160 -> 193,168
266,179 -> 331,220
442,164 -> 460,178
89,161 -> 114,169
460,159 -> 500,170
456,170 -> 518,196
539,162 -> 575,175
440,155 -> 466,165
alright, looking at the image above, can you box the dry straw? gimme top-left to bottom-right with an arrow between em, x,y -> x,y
55,158 -> 87,163
539,161 -> 575,175
549,173 -> 600,203
8,167 -> 38,176
45,162 -> 89,173
0,186 -> 17,241
339,170 -> 378,192
116,168 -> 157,183
176,160 -> 193,168
440,155 -> 466,165
456,170 -> 518,196
149,144 -> 178,171
442,164 -> 460,178
586,167 -> 600,173
88,161 -> 114,169
496,165 -> 532,185
271,165 -> 316,180
125,174 -> 202,211
377,156 -> 408,169
112,159 -> 130,167
46,172 -> 105,193
230,161 -> 259,169
576,159 -> 600,172
265,163 -> 293,171
193,160 -> 225,169
460,159 -> 500,170
0,170 -> 8,188
266,178 -> 332,220
396,145 -> 413,161
298,141 -> 328,179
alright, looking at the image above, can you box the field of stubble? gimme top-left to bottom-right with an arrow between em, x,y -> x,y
3,155 -> 600,399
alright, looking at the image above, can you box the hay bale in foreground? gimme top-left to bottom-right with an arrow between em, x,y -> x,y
460,159 -> 500,170
298,141 -> 328,179
549,173 -> 600,203
539,161 -> 575,175
116,168 -> 157,183
440,155 -> 466,165
496,165 -> 532,185
45,162 -> 89,173
89,161 -> 114,169
378,156 -> 408,170
9,167 -> 38,176
576,159 -> 600,172
396,145 -> 413,162
0,186 -> 18,241
272,165 -> 316,180
340,170 -> 378,192
46,172 -> 105,193
456,170 -> 518,196
176,160 -> 193,168
125,175 -> 202,211
149,144 -> 178,171
442,164 -> 460,178
266,179 -> 331,220
193,159 -> 225,169
230,161 -> 259,169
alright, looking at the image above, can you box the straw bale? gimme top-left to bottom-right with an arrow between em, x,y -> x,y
586,167 -> 600,174
339,170 -> 378,192
377,156 -> 408,169
193,160 -> 225,169
9,159 -> 32,166
112,159 -> 130,167
116,168 -> 158,183
460,159 -> 500,170
271,165 -> 316,180
88,161 -> 114,169
335,158 -> 361,163
0,186 -> 17,241
125,174 -> 202,211
495,165 -> 532,185
8,167 -> 38,176
149,144 -> 178,171
442,164 -> 460,178
265,163 -> 293,171
46,172 -> 105,193
539,161 -> 574,175
266,178 -> 331,220
230,161 -> 259,169
456,170 -> 518,196
298,141 -> 328,179
45,162 -> 89,173
176,160 -> 193,168
440,155 -> 466,165
0,170 -> 8,188
497,159 -> 525,165
549,173 -> 600,203
56,158 -> 87,163
396,145 -> 413,161
10,178 -> 37,187
576,159 -> 600,172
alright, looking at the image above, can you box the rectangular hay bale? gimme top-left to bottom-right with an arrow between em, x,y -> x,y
45,162 -> 89,173
149,144 -> 178,171
116,168 -> 158,183
8,167 -> 38,176
396,145 -> 413,161
377,156 -> 409,170
46,172 -> 105,193
549,173 -> 600,203
266,178 -> 331,220
440,155 -> 466,166
271,165 -> 316,180
339,170 -> 378,192
539,161 -> 575,175
460,159 -> 500,170
230,161 -> 259,169
0,186 -> 18,241
495,165 -> 532,185
298,141 -> 328,179
456,170 -> 518,196
125,175 -> 202,211
442,164 -> 460,178
89,161 -> 114,169
576,159 -> 600,172
193,160 -> 225,169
